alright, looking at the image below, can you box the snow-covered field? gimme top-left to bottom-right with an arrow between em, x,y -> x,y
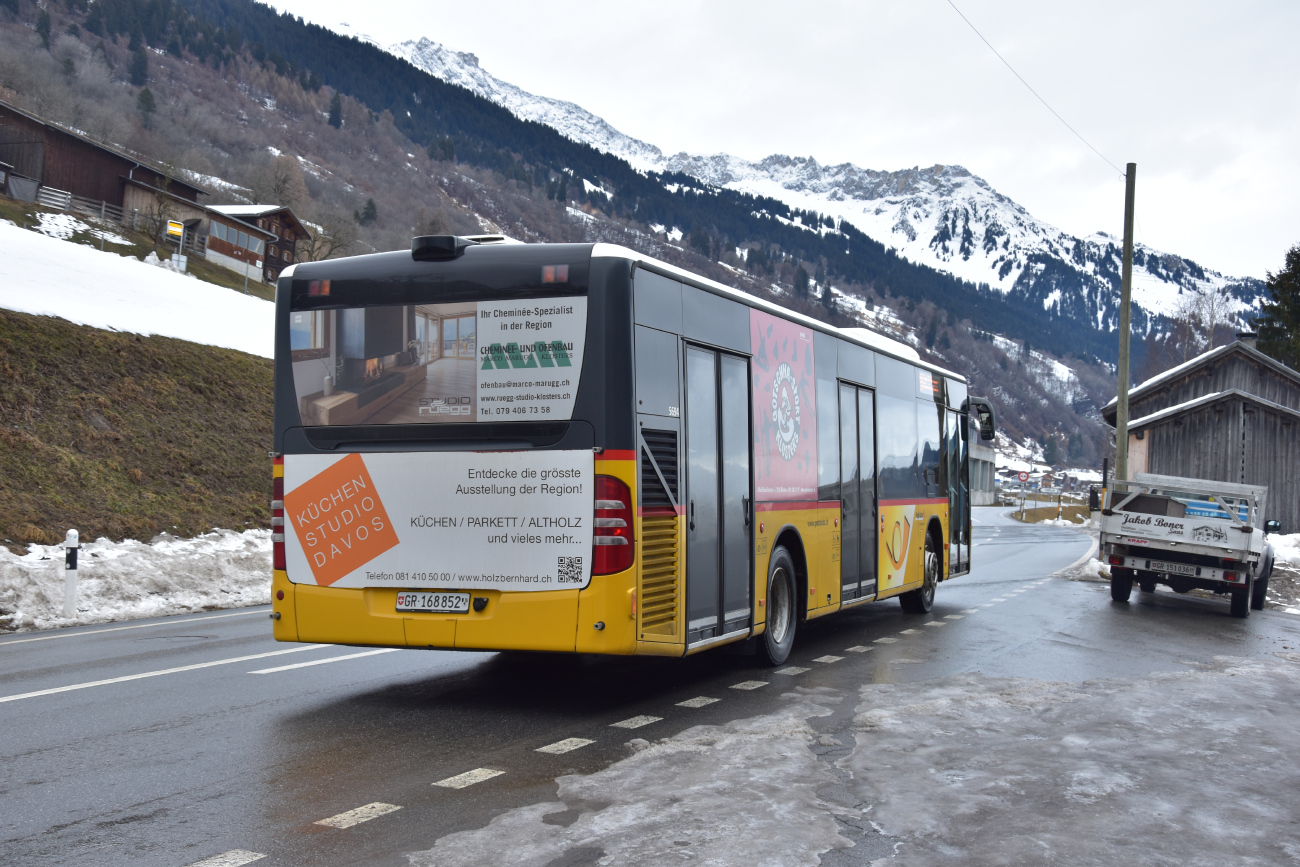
0,220 -> 273,357
412,661 -> 1300,865
0,530 -> 270,632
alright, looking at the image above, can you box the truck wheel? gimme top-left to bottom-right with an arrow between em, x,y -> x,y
1251,576 -> 1269,611
900,532 -> 939,614
1110,569 -> 1133,603
1137,570 -> 1156,594
757,546 -> 797,666
1230,588 -> 1250,618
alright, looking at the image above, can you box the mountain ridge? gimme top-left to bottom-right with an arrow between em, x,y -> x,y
384,32 -> 1264,334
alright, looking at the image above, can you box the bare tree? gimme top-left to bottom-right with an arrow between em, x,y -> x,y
140,179 -> 179,252
248,154 -> 310,209
299,211 -> 357,261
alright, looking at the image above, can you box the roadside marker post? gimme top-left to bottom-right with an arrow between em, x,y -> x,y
63,529 -> 78,619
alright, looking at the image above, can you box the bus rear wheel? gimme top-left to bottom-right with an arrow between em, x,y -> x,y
900,532 -> 938,614
758,546 -> 797,666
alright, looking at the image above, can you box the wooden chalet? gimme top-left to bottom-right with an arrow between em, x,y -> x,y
1102,337 -> 1300,532
0,98 -> 206,210
209,205 -> 311,283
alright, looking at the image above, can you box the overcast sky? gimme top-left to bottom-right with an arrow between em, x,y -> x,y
271,0 -> 1298,279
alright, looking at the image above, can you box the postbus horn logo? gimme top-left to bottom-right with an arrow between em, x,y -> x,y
771,361 -> 801,461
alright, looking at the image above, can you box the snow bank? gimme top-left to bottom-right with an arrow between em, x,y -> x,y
1272,532 -> 1300,568
0,530 -> 270,632
845,658 -> 1300,864
411,688 -> 852,867
0,220 -> 273,357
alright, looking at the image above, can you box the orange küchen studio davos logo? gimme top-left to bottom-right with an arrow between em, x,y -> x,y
284,453 -> 398,586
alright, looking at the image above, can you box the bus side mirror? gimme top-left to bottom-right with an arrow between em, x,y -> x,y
1265,519 -> 1282,534
965,397 -> 997,441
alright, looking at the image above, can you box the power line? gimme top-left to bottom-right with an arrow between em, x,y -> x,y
945,0 -> 1126,180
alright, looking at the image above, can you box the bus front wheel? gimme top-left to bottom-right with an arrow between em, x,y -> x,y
758,546 -> 797,666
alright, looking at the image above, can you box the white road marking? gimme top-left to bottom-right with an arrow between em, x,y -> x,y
944,614 -> 964,620
611,715 -> 662,729
990,598 -> 1006,602
730,680 -> 768,690
536,737 -> 595,754
899,629 -> 921,635
844,646 -> 873,653
873,637 -> 898,644
814,655 -> 844,663
434,768 -> 504,789
315,802 -> 401,829
677,696 -> 720,707
923,621 -> 946,628
774,666 -> 810,675
0,644 -> 330,704
0,609 -> 269,647
980,603 -> 995,607
250,648 -> 399,674
183,850 -> 266,867
962,609 -> 980,613
889,659 -> 925,664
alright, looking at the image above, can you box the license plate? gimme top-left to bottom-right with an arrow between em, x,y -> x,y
1149,560 -> 1197,577
396,591 -> 470,613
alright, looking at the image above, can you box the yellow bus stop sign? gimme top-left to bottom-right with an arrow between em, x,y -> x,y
166,220 -> 184,238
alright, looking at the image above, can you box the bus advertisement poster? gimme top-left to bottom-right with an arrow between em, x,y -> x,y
750,309 -> 818,501
291,296 -> 586,426
281,450 -> 595,590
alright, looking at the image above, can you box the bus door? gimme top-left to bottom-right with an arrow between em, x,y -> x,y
685,346 -> 752,644
946,408 -> 971,574
839,384 -> 878,600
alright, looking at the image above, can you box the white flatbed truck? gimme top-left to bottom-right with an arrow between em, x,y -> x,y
1100,473 -> 1280,618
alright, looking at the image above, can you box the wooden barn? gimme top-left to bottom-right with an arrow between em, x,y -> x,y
0,98 -> 206,209
1102,337 -> 1300,533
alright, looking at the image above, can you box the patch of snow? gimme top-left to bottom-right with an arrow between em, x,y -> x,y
0,530 -> 269,632
0,221 -> 273,357
34,212 -> 130,245
665,227 -> 683,243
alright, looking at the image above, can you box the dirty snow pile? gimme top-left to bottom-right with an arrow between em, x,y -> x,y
1273,533 -> 1300,568
0,219 -> 273,357
410,659 -> 1300,865
0,530 -> 270,632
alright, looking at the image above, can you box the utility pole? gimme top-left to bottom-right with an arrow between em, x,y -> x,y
1114,163 -> 1137,482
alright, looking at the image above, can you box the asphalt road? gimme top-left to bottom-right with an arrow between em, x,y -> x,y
3,508 -> 1298,867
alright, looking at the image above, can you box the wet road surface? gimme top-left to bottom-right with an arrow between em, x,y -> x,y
3,508 -> 1298,866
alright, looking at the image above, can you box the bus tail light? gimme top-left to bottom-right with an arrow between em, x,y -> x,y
272,457 -> 285,570
593,475 -> 634,575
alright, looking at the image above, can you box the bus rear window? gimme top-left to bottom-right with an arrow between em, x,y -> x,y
290,298 -> 587,426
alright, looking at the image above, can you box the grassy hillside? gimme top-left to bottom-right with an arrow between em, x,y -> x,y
0,309 -> 272,547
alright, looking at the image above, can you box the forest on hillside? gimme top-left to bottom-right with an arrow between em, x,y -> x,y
0,0 -> 1151,467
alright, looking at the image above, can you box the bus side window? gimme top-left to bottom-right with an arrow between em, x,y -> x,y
815,332 -> 839,501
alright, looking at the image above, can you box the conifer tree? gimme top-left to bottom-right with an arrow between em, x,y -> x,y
36,10 -> 51,49
136,87 -> 156,128
129,48 -> 148,86
327,92 -> 343,128
1257,244 -> 1300,370
793,265 -> 810,298
354,198 -> 377,226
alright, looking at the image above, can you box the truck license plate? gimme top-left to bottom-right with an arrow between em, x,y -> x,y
1149,560 -> 1197,577
396,591 -> 470,613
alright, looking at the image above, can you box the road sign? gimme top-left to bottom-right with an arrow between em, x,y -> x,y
1017,471 -> 1029,482
166,220 -> 184,238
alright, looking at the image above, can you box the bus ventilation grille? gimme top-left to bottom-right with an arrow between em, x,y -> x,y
640,428 -> 677,504
639,429 -> 679,636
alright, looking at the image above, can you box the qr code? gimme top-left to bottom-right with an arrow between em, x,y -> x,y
557,556 -> 584,583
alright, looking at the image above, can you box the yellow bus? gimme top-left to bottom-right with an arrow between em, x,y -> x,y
269,235 -> 995,664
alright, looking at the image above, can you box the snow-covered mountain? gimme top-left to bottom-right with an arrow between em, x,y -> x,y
377,33 -> 1264,332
